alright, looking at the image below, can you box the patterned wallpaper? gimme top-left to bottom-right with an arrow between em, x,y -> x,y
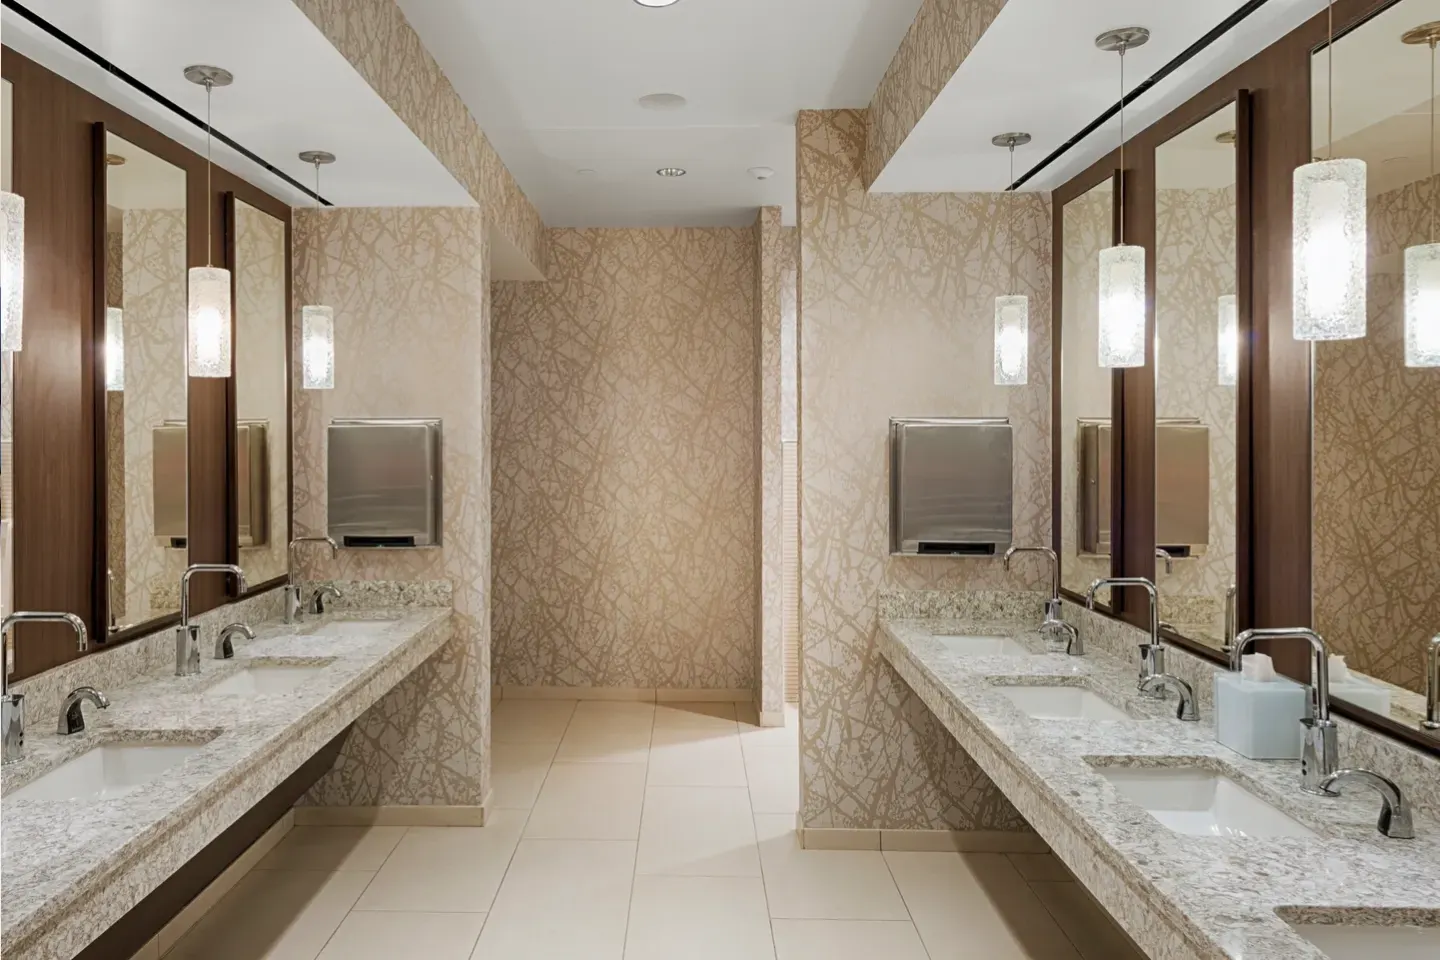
797,109 -> 1050,830
1313,175 -> 1440,693
105,229 -> 126,623
491,228 -> 757,691
289,0 -> 548,277
292,206 -> 492,808
865,0 -> 1010,188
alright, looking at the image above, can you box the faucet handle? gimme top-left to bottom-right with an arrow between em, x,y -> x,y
1319,769 -> 1415,839
1139,673 -> 1198,721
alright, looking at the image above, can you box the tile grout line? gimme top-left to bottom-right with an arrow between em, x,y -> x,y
878,847 -> 936,960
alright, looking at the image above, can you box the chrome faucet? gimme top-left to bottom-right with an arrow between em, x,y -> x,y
1,612 -> 89,763
215,622 -> 255,660
1424,635 -> 1439,735
1222,584 -> 1239,652
1232,628 -> 1338,795
309,584 -> 342,615
176,564 -> 247,677
1155,548 -> 1174,575
58,686 -> 109,735
287,536 -> 339,623
1139,674 -> 1199,721
1003,546 -> 1080,655
1318,769 -> 1415,839
1086,578 -> 1164,697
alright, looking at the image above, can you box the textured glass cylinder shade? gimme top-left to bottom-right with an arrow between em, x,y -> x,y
1217,294 -> 1239,387
993,295 -> 1029,386
1,191 -> 25,352
1404,243 -> 1440,367
187,266 -> 232,378
1098,244 -> 1147,368
1293,158 -> 1367,341
105,307 -> 124,391
302,305 -> 335,390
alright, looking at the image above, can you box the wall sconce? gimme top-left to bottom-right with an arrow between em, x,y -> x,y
1096,28 -> 1149,369
105,307 -> 124,391
184,64 -> 234,378
0,191 -> 24,352
1402,21 -> 1440,367
299,150 -> 337,390
992,133 -> 1031,386
1217,295 -> 1239,386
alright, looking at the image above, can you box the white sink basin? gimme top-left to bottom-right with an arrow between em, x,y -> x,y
205,665 -> 327,696
6,742 -> 203,803
1291,924 -> 1440,959
310,620 -> 393,637
936,635 -> 1030,656
998,685 -> 1129,721
1098,767 -> 1316,838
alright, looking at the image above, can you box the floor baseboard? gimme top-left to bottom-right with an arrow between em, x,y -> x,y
292,804 -> 488,827
500,685 -> 753,703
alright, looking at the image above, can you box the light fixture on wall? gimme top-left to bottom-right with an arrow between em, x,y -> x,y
1294,1 -> 1367,342
1096,27 -> 1149,369
184,64 -> 234,378
1402,21 -> 1440,367
0,190 -> 23,352
299,150 -> 337,390
1217,295 -> 1239,386
105,307 -> 125,391
992,132 -> 1031,386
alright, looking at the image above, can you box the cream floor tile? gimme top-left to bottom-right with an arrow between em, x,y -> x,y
736,710 -> 799,753
472,839 -> 636,959
1029,881 -> 1147,960
165,870 -> 372,960
742,746 -> 799,814
491,741 -> 559,809
571,700 -> 656,730
754,814 -> 908,921
493,700 -> 578,744
771,920 -> 929,960
636,786 -> 760,877
316,911 -> 485,960
624,875 -> 776,960
524,762 -> 647,840
256,826 -> 406,872
646,731 -> 747,787
1009,853 -> 1073,883
353,810 -> 527,913
652,702 -> 737,728
555,722 -> 654,764
883,851 -> 1081,960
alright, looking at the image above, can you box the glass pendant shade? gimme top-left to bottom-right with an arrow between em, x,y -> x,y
993,295 -> 1029,386
187,266 -> 232,378
1293,158 -> 1367,341
1217,294 -> 1239,386
1404,243 -> 1440,367
105,307 -> 125,391
302,305 -> 335,390
1,191 -> 25,352
1098,244 -> 1147,368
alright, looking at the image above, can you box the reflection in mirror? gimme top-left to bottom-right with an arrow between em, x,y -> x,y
1154,102 -> 1238,651
1,78 -> 12,621
1311,0 -> 1440,727
105,133 -> 187,632
1061,178 -> 1114,597
233,199 -> 286,587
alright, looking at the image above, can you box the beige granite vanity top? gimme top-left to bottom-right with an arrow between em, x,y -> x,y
0,607 -> 454,960
878,616 -> 1440,960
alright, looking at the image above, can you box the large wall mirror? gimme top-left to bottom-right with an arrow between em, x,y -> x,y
1153,102 -> 1239,652
1,78 -> 13,624
1310,0 -> 1440,726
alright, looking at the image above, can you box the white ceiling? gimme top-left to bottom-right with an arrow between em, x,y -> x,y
1,0 -> 473,208
394,0 -> 927,228
1154,102 -> 1238,191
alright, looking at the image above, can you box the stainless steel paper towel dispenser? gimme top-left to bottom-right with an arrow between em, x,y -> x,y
1077,418 -> 1209,557
327,418 -> 442,548
889,418 -> 1013,556
153,419 -> 271,548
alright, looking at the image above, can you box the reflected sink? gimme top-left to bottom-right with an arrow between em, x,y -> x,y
998,685 -> 1129,721
5,742 -> 204,803
1098,766 -> 1316,838
936,635 -> 1030,657
205,664 -> 327,696
309,620 -> 394,637
1290,923 -> 1440,958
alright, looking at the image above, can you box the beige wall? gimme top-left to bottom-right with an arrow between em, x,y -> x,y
492,228 -> 757,691
292,206 -> 491,808
797,109 -> 1050,830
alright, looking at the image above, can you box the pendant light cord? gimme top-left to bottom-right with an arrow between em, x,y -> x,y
204,78 -> 213,267
1327,0 -> 1334,161
1009,144 -> 1017,292
1431,38 -> 1437,245
1118,43 -> 1127,245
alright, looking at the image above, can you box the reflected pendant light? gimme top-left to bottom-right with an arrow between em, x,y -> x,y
184,65 -> 234,378
105,307 -> 125,391
992,132 -> 1031,386
299,150 -> 337,390
0,190 -> 24,352
1294,1 -> 1367,342
1217,295 -> 1239,386
1403,22 -> 1440,367
1096,27 -> 1150,368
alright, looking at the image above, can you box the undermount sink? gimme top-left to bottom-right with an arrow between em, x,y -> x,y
5,742 -> 204,803
998,685 -> 1129,721
1097,766 -> 1316,839
309,620 -> 394,637
936,635 -> 1030,657
205,664 -> 328,696
1290,923 -> 1440,958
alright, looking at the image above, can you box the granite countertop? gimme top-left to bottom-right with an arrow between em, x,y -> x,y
0,607 -> 454,960
878,617 -> 1440,960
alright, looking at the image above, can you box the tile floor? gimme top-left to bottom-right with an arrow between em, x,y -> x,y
155,700 -> 1147,959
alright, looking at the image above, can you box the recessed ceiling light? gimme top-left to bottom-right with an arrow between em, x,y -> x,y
638,93 -> 687,110
748,166 -> 775,180
634,0 -> 681,6
576,168 -> 597,177
657,167 -> 687,178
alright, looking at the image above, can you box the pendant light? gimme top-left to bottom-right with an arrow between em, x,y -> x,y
992,132 -> 1031,386
298,150 -> 337,390
0,190 -> 24,352
1096,27 -> 1149,369
105,307 -> 125,391
184,64 -> 234,378
1217,295 -> 1239,386
1403,22 -> 1440,367
1294,1 -> 1367,342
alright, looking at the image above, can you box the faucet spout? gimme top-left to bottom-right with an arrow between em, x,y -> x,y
176,565 -> 247,677
1,612 -> 89,764
1232,627 -> 1337,793
1086,578 -> 1164,694
1425,635 -> 1440,734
